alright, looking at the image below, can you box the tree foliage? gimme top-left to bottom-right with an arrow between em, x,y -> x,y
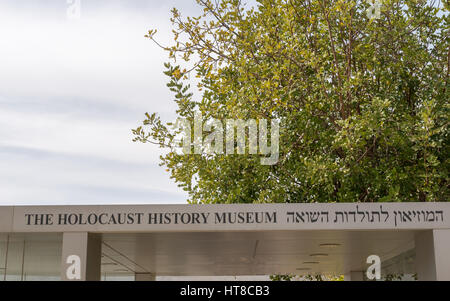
133,0 -> 449,204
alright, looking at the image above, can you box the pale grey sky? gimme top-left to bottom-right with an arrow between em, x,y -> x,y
0,0 -> 212,205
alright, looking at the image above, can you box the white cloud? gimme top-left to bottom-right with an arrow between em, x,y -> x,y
0,1 -> 176,112
0,0 -> 199,205
0,145 -> 184,205
0,107 -> 162,165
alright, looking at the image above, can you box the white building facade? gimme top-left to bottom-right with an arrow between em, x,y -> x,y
0,203 -> 449,281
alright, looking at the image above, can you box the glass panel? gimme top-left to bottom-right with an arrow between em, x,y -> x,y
2,233 -> 62,281
101,246 -> 137,281
4,235 -> 24,281
22,234 -> 62,281
381,249 -> 416,281
0,234 -> 7,280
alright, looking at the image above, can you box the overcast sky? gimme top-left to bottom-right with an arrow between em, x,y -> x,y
0,0 -> 214,205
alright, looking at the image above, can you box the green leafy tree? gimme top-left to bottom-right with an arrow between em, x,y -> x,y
133,0 -> 449,204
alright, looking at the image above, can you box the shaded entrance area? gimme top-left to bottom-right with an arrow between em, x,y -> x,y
100,230 -> 415,278
0,230 -> 439,281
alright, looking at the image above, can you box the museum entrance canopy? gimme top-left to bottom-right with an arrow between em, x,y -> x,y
0,203 -> 449,280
